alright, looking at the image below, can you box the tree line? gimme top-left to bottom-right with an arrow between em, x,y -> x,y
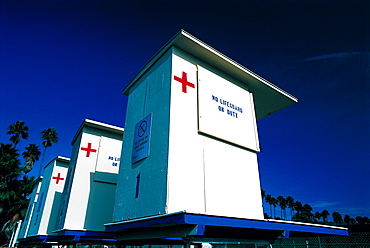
261,189 -> 369,226
0,121 -> 58,245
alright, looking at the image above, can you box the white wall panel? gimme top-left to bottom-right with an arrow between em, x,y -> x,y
63,133 -> 101,230
203,137 -> 264,219
167,54 -> 205,214
113,50 -> 172,221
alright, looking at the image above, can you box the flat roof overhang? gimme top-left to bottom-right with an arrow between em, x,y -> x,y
123,30 -> 298,120
105,212 -> 348,243
50,229 -> 117,243
17,235 -> 60,244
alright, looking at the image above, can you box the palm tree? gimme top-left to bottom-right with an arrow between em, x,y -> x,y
271,196 -> 277,219
364,216 -> 370,224
276,195 -> 283,218
321,209 -> 330,224
38,127 -> 58,177
344,214 -> 351,225
277,195 -> 287,219
282,199 -> 288,220
6,121 -> 29,148
265,194 -> 273,218
314,211 -> 322,223
301,203 -> 313,222
332,212 -> 342,225
260,189 -> 268,217
0,143 -> 22,186
293,201 -> 303,221
0,143 -> 35,243
355,216 -> 365,225
261,188 -> 266,201
286,196 -> 295,220
22,144 -> 41,172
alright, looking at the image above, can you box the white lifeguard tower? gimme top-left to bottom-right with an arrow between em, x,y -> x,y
18,156 -> 69,242
112,30 -> 297,222
107,30 -> 347,245
54,119 -> 123,237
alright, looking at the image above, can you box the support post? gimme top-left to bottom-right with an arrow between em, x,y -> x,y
183,237 -> 192,248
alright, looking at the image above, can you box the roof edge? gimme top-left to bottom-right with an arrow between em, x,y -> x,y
122,30 -> 298,119
71,119 -> 124,145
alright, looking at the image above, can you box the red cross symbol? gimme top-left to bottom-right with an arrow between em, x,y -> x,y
81,143 -> 97,157
174,71 -> 195,93
52,173 -> 64,184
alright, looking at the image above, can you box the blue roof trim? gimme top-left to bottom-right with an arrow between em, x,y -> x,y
52,230 -> 116,242
183,213 -> 348,236
19,231 -> 116,244
106,212 -> 187,232
59,230 -> 114,237
106,212 -> 348,237
18,235 -> 59,243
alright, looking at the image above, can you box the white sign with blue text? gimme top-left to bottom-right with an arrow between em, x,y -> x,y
198,66 -> 260,151
95,136 -> 121,174
132,114 -> 152,164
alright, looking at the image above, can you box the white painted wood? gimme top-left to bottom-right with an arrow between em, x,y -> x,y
167,54 -> 205,214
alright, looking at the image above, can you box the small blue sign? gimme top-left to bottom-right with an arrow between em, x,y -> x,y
132,114 -> 152,164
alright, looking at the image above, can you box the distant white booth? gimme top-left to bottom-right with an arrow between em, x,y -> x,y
18,156 -> 69,241
112,30 -> 298,223
53,119 -> 123,239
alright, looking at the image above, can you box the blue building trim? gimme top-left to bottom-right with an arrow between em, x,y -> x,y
105,212 -> 348,240
53,229 -> 116,242
18,213 -> 348,246
18,235 -> 59,244
18,230 -> 116,245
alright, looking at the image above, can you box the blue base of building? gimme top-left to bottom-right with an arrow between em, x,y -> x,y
105,212 -> 348,244
18,213 -> 348,246
18,230 -> 116,246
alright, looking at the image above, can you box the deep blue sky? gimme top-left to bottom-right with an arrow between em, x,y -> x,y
1,1 -> 369,221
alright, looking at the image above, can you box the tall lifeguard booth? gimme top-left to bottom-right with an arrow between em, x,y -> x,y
18,157 -> 69,241
107,30 -> 347,244
54,119 -> 123,237
112,30 -> 298,222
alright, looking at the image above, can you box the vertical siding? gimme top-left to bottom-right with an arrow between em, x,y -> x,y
113,49 -> 172,221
